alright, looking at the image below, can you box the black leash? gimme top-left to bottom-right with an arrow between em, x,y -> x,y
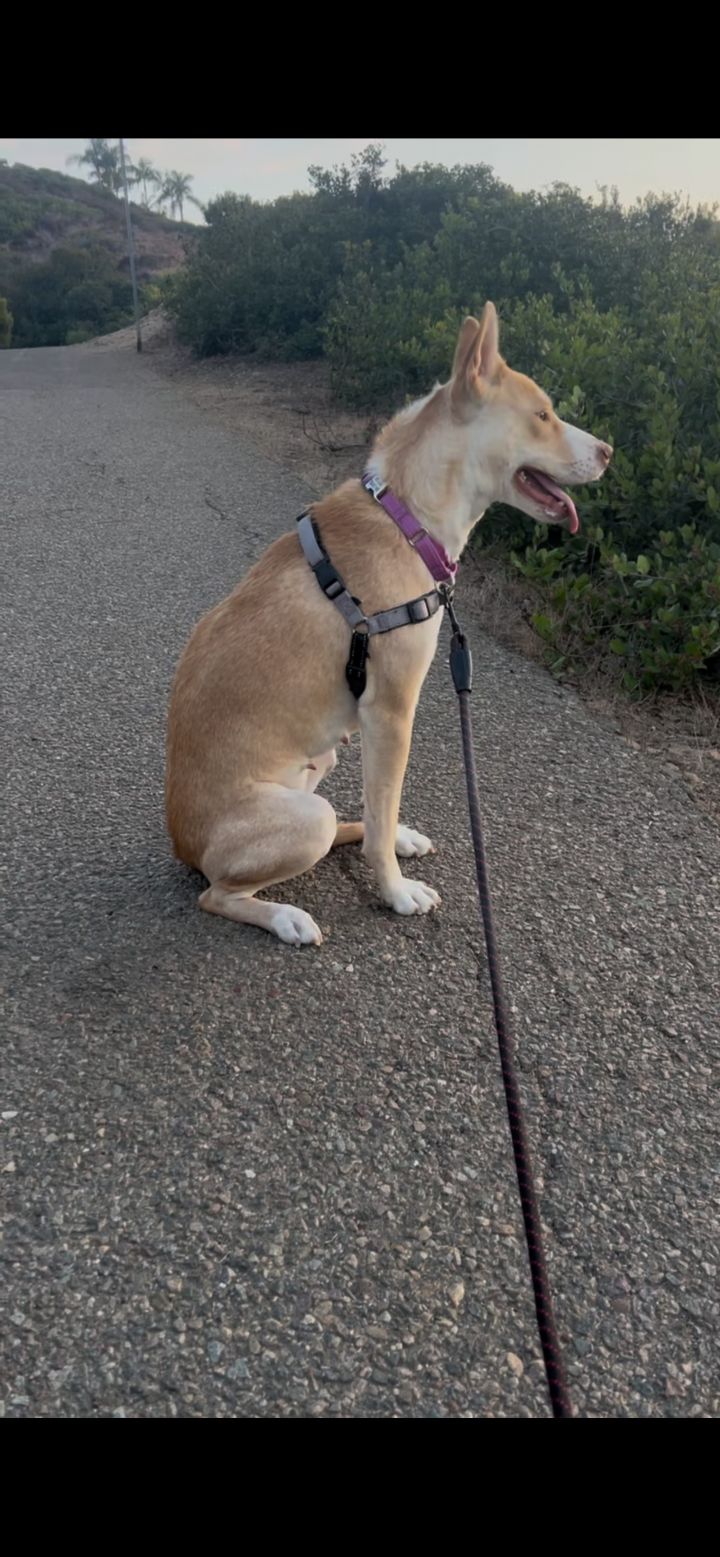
297,501 -> 572,1413
443,588 -> 573,1420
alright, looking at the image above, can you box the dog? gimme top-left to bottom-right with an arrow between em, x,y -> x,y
166,304 -> 612,945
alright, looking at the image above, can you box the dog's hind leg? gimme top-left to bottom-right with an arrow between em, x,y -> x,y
333,821 -> 365,847
198,783 -> 337,946
201,890 -> 324,945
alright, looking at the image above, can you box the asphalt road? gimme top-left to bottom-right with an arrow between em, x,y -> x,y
2,343 -> 718,1418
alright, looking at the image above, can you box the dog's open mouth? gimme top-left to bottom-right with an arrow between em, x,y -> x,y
514,467 -> 580,534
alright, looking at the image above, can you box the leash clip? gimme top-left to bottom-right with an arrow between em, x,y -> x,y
438,581 -> 462,634
439,584 -> 472,692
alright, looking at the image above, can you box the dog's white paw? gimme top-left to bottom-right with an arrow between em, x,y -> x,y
385,879 -> 441,916
269,906 -> 323,946
395,825 -> 435,858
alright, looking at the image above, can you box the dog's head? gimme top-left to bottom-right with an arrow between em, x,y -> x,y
451,304 -> 612,532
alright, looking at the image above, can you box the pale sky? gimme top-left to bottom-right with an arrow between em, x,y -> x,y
2,138 -> 718,215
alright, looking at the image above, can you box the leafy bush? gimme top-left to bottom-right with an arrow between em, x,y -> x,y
168,189 -> 361,358
140,274 -> 175,312
513,524 -> 720,692
167,153 -> 514,360
8,246 -> 135,346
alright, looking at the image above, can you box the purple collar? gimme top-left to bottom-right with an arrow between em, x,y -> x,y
362,472 -> 458,586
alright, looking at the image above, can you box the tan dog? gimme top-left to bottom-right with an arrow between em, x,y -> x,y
166,304 -> 612,945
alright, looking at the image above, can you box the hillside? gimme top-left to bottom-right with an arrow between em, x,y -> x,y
0,162 -> 192,346
0,162 -> 191,270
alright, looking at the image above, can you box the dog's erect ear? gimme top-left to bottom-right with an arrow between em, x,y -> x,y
452,303 -> 501,400
473,301 -> 500,382
452,315 -> 481,378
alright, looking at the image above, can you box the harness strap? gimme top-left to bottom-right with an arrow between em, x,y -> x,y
297,513 -> 366,631
297,511 -> 441,698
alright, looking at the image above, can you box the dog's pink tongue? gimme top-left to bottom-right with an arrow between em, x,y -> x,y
538,472 -> 580,535
563,495 -> 580,535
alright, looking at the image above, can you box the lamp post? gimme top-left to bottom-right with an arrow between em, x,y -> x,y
118,137 -> 142,353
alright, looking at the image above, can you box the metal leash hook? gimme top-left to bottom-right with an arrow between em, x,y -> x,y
444,595 -> 574,1420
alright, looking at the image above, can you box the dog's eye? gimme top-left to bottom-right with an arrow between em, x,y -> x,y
536,410 -> 549,422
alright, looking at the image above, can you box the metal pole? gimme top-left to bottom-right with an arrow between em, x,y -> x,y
118,137 -> 142,353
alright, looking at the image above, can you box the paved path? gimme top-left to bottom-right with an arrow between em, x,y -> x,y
1,344 -> 718,1417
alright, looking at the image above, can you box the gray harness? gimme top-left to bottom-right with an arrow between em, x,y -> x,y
296,511 -> 441,698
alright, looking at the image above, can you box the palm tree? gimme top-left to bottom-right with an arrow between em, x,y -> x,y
67,138 -> 107,182
157,171 -> 203,222
67,139 -> 122,196
130,157 -> 162,209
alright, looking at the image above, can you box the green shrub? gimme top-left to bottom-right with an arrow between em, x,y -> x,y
324,185 -> 720,407
513,524 -> 720,691
167,190 -> 346,358
7,245 -> 135,347
168,154 -> 519,361
140,273 -> 175,312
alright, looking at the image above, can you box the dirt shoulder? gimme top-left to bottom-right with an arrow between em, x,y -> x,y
89,313 -> 720,824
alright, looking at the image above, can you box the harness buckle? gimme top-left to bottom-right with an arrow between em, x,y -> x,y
364,473 -> 388,502
314,558 -> 343,597
408,597 -> 431,623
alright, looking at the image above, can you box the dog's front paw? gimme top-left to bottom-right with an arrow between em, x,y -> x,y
269,905 -> 323,946
385,879 -> 441,916
395,825 -> 435,858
